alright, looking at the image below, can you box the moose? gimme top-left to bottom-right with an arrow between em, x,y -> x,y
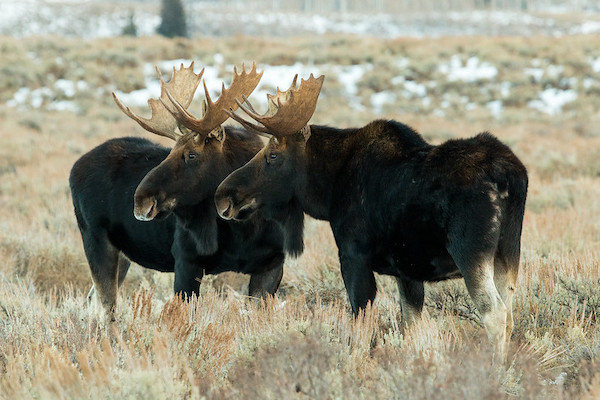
214,74 -> 528,359
69,63 -> 286,319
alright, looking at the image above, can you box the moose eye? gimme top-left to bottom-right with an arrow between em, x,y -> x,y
266,153 -> 277,165
204,137 -> 210,145
188,153 -> 196,160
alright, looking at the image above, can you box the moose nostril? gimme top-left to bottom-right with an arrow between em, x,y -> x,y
217,198 -> 234,220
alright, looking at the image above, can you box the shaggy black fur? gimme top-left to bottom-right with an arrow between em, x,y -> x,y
216,120 -> 528,318
70,129 -> 285,316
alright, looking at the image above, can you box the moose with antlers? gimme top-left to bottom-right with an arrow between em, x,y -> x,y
215,74 -> 528,359
69,63 -> 286,319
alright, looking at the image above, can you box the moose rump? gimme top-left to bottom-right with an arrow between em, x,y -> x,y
336,129 -> 528,337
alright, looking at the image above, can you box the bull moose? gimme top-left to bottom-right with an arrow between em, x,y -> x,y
214,74 -> 528,358
69,63 -> 286,319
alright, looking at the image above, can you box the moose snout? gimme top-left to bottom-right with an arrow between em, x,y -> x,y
134,196 -> 158,221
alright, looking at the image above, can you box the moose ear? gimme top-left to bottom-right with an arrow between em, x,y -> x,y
208,126 -> 226,143
294,125 -> 311,142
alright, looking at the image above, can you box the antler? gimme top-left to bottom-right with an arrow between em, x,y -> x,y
162,62 -> 263,135
112,63 -> 204,141
226,74 -> 324,137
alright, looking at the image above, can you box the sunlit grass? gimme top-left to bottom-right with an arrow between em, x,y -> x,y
0,34 -> 599,398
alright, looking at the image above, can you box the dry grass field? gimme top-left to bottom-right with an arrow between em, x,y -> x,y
0,34 -> 600,398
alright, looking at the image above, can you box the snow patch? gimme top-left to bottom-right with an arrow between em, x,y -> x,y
528,88 -> 577,115
524,68 -> 544,82
392,76 -> 427,99
330,64 -> 373,111
370,91 -> 396,115
500,82 -> 511,97
438,56 -> 498,82
590,56 -> 600,73
7,80 -> 84,113
487,100 -> 503,118
578,21 -> 600,35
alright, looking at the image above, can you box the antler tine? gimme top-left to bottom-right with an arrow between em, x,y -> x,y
164,62 -> 263,135
112,62 -> 204,141
233,98 -> 263,125
289,74 -> 298,90
112,92 -> 178,141
237,95 -> 272,142
233,74 -> 325,137
239,94 -> 261,117
226,100 -> 273,136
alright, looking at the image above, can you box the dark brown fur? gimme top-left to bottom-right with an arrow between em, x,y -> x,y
215,119 -> 528,359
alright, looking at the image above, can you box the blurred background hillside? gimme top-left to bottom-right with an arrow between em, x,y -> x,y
2,0 -> 600,38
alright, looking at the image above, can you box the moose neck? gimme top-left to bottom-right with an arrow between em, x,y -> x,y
294,125 -> 358,221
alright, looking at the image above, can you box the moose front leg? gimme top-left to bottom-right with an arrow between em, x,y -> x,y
172,229 -> 203,299
338,246 -> 377,317
173,258 -> 203,299
395,276 -> 424,328
248,253 -> 285,298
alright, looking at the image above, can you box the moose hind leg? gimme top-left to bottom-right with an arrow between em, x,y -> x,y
447,202 -> 510,360
458,255 -> 508,361
493,256 -> 518,349
248,254 -> 285,298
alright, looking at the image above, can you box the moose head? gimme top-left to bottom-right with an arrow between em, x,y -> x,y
113,62 -> 263,222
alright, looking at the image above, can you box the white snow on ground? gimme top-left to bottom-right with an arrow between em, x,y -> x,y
438,56 -> 498,82
0,1 -> 159,38
370,92 -> 397,114
47,100 -> 79,112
391,76 -> 428,99
335,65 -> 372,97
2,2 -> 598,120
577,20 -> 600,35
500,82 -> 511,98
77,60 -> 327,113
528,88 -> 577,115
591,57 -> 600,73
7,78 -> 89,112
487,100 -> 504,118
4,56 -> 595,119
524,68 -> 545,82
7,87 -> 49,109
55,79 -> 88,97
546,64 -> 564,79
331,64 -> 373,111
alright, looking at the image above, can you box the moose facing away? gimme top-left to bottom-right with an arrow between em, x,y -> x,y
215,74 -> 528,359
69,63 -> 286,319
